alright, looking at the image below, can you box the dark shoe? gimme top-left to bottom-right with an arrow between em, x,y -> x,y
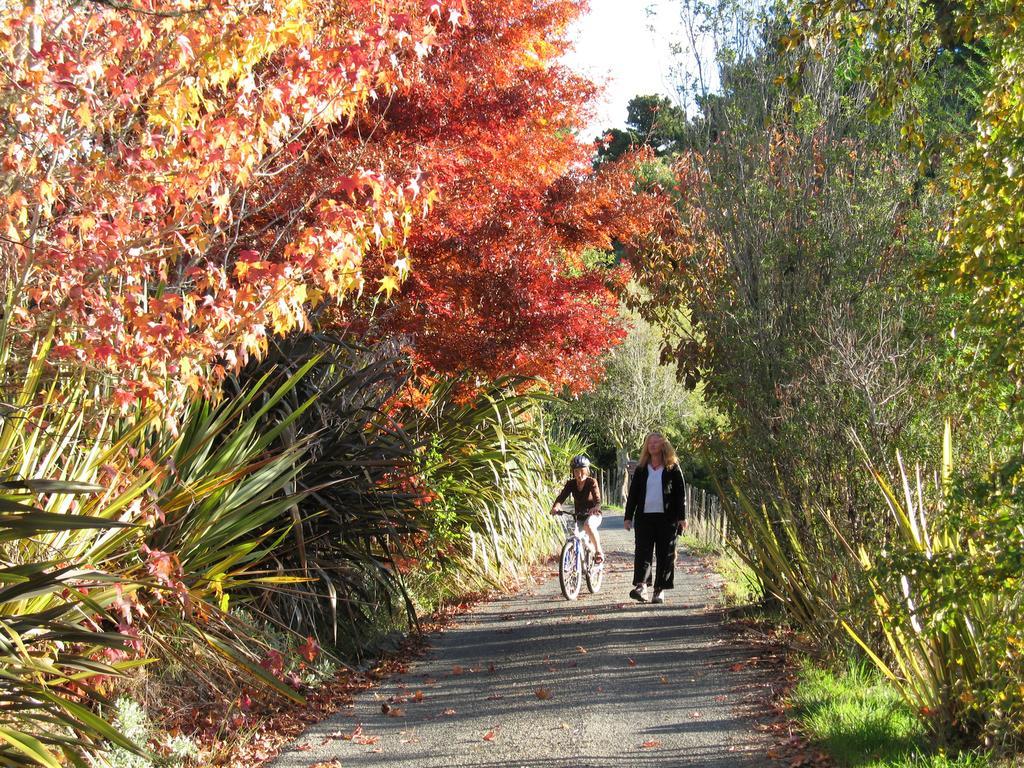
594,552 -> 604,565
629,586 -> 646,603
651,590 -> 665,604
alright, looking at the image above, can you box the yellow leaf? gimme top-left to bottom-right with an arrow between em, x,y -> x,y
378,275 -> 400,298
212,191 -> 232,217
75,102 -> 93,130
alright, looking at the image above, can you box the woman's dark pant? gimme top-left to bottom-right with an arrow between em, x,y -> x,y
633,514 -> 678,590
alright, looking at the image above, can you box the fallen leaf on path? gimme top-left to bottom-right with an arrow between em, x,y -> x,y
689,710 -> 702,718
559,722 -> 570,730
730,663 -> 744,672
488,662 -> 496,673
441,708 -> 457,716
353,734 -> 379,746
486,693 -> 504,700
451,665 -> 464,675
388,708 -> 405,717
575,645 -> 587,654
412,690 -> 424,702
627,658 -> 637,667
659,676 -> 669,685
309,761 -> 343,768
482,730 -> 497,741
640,740 -> 662,748
535,687 -> 552,700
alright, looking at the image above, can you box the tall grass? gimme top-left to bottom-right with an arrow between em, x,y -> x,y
720,424 -> 1013,749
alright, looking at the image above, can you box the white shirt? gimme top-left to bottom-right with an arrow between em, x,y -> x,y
644,465 -> 664,514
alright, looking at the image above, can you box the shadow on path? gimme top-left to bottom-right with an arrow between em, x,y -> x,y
270,514 -> 776,767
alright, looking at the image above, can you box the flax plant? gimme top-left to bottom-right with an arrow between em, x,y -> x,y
413,378 -> 564,586
845,428 -> 988,740
720,480 -> 858,648
0,316 -> 149,764
0,293 -> 322,762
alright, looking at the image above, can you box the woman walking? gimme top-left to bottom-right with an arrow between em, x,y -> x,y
623,432 -> 686,603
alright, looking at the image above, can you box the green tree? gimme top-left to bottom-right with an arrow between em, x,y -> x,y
639,11 -> 950,498
596,94 -> 690,162
791,1 -> 1024,391
632,0 -> 1024,750
552,310 -> 715,470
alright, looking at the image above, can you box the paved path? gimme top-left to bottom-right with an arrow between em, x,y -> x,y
271,514 -> 773,767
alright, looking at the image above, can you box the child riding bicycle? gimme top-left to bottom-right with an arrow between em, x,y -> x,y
550,455 -> 604,564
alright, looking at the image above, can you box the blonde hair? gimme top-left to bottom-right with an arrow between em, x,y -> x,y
638,432 -> 678,469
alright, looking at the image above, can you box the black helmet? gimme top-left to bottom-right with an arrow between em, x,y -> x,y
570,455 -> 591,470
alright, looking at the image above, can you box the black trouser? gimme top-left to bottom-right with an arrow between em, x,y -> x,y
632,514 -> 678,590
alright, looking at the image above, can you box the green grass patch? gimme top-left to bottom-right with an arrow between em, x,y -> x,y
791,661 -> 992,768
678,536 -> 762,606
716,550 -> 760,606
679,533 -> 721,556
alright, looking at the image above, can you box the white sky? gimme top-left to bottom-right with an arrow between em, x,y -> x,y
562,0 -> 688,138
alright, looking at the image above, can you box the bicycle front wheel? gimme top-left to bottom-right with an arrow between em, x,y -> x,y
559,539 -> 582,600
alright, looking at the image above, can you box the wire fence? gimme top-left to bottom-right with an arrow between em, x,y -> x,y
684,485 -> 728,550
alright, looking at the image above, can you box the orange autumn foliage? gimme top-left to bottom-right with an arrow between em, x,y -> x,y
1,0 -> 672,403
1,0 -> 458,404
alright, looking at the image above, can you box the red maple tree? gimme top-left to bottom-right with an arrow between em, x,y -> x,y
4,0 -> 671,403
261,0 -> 673,393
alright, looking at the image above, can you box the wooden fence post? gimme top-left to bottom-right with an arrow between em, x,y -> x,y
683,485 -> 727,550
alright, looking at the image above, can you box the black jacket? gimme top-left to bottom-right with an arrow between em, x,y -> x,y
624,463 -> 686,524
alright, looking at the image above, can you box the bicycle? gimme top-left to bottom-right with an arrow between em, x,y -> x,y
557,511 -> 604,600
